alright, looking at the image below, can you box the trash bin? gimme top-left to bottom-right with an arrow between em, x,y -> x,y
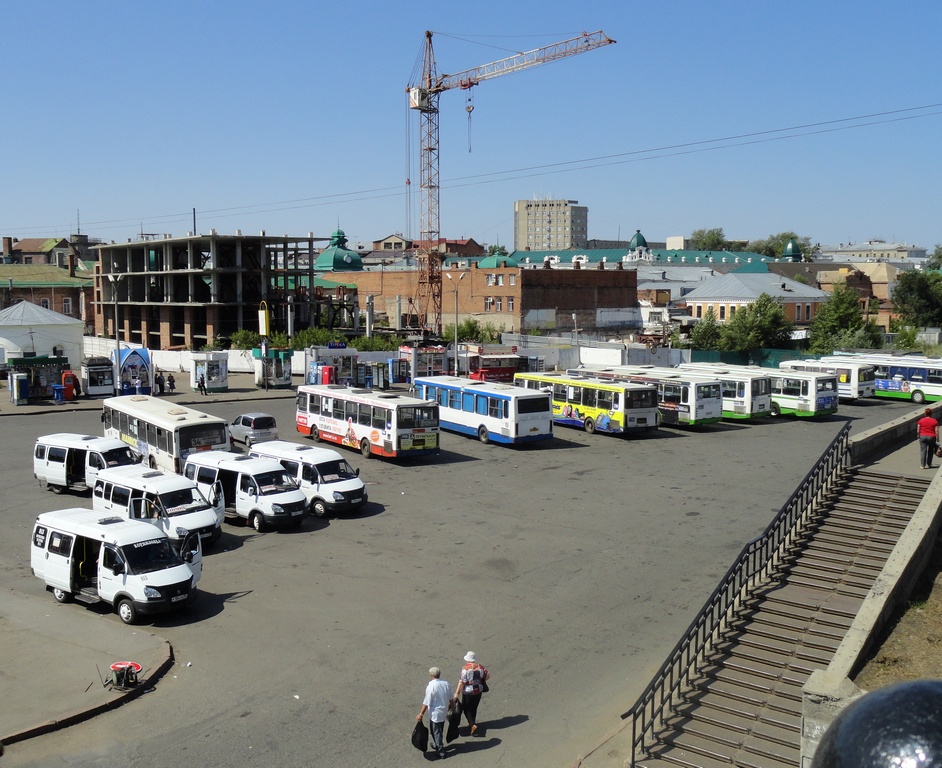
52,384 -> 65,403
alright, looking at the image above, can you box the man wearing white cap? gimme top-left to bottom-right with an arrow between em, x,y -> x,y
453,651 -> 489,737
417,666 -> 453,759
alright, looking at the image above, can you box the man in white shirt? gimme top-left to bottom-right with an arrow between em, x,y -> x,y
417,666 -> 453,759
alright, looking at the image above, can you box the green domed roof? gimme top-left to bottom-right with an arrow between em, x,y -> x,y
781,238 -> 803,261
314,229 -> 363,271
628,229 -> 648,249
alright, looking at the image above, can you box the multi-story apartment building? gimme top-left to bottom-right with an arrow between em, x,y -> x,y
513,199 -> 588,251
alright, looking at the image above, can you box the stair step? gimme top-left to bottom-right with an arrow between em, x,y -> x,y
672,699 -> 800,747
693,696 -> 801,734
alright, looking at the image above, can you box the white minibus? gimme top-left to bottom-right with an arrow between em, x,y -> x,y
183,452 -> 307,532
248,440 -> 367,518
34,433 -> 140,494
30,508 -> 201,624
93,465 -> 222,547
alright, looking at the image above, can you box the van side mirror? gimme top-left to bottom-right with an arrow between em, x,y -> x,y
111,562 -> 125,576
355,468 -> 360,477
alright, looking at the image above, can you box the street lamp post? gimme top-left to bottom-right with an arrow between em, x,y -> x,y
108,263 -> 124,395
445,272 -> 465,376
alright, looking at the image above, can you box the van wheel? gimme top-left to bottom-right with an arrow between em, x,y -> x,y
117,598 -> 138,625
251,512 -> 266,532
360,438 -> 372,458
52,587 -> 72,603
584,418 -> 596,434
311,500 -> 328,518
50,484 -> 63,495
478,425 -> 490,444
246,438 -> 254,449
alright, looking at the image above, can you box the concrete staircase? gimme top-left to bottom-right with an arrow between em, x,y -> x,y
635,468 -> 930,768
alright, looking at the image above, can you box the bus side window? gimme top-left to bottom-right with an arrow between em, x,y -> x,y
309,396 -> 320,416
462,392 -> 474,412
475,395 -> 487,416
583,388 -> 597,408
371,406 -> 386,430
487,398 -> 503,419
358,403 -> 371,427
597,389 -> 613,411
332,399 -> 344,420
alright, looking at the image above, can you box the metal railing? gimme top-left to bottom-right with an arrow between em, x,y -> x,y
622,422 -> 852,767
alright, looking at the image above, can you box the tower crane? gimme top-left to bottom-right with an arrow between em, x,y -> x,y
406,29 -> 615,333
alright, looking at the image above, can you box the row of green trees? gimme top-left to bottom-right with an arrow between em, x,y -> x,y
687,228 -> 814,260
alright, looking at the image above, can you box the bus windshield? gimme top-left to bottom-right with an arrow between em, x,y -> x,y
121,537 -> 182,574
398,405 -> 438,429
255,470 -> 299,495
156,487 -> 213,517
317,459 -> 358,483
180,424 -> 229,450
101,446 -> 139,468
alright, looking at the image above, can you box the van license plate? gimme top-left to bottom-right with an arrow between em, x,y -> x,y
351,497 -> 362,503
171,594 -> 188,603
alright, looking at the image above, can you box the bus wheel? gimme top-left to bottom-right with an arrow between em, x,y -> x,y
52,587 -> 72,603
311,500 -> 328,518
771,403 -> 781,417
584,418 -> 596,434
360,438 -> 372,458
913,390 -> 926,404
311,428 -> 321,442
478,425 -> 490,444
251,512 -> 266,533
117,598 -> 138,625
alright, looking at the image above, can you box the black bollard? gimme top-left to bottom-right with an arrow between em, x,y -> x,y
812,679 -> 942,768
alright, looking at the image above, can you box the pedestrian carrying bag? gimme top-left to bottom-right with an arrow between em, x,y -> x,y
935,445 -> 942,458
411,719 -> 429,751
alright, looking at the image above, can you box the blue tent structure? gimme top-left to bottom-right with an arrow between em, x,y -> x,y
112,347 -> 152,395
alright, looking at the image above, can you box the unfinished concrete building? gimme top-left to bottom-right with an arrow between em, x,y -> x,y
94,231 -> 358,350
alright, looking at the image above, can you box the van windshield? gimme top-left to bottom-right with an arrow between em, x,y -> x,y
255,470 -> 299,495
317,459 -> 358,483
156,487 -> 213,517
102,447 -> 139,468
120,538 -> 182,574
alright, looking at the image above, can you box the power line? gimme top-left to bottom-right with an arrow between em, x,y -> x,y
7,103 -> 940,237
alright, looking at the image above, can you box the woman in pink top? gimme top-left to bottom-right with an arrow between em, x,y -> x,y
916,408 -> 939,469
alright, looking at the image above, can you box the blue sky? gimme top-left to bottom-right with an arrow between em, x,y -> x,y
3,1 -> 940,250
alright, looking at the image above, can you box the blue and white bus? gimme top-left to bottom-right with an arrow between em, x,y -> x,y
414,375 -> 553,445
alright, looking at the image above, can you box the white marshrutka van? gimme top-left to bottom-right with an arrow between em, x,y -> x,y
34,433 -> 140,494
30,508 -> 201,624
183,452 -> 307,532
248,440 -> 367,517
93,465 -> 223,547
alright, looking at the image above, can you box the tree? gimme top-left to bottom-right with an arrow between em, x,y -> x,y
809,284 -> 883,354
229,329 -> 261,350
925,244 -> 942,271
891,270 -> 942,328
720,294 -> 794,351
747,232 -> 814,260
689,307 -> 723,350
689,228 -> 728,251
486,244 -> 508,257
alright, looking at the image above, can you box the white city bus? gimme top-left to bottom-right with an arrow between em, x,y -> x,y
296,384 -> 440,458
825,352 -> 942,404
779,358 -> 876,400
414,375 -> 553,445
674,364 -> 839,417
514,371 -> 659,436
570,365 -> 723,427
102,396 -> 230,473
676,363 -> 773,420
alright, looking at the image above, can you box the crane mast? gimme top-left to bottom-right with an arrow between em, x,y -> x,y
407,29 -> 615,333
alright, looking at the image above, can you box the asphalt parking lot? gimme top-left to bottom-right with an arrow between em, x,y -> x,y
0,381 -> 921,767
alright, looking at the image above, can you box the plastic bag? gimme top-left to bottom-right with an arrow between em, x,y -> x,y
411,719 -> 429,751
